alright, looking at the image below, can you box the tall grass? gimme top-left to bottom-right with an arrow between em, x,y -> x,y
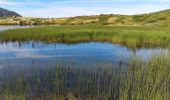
0,25 -> 170,48
0,55 -> 170,100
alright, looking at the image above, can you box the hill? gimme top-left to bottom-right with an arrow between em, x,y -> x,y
64,9 -> 170,26
0,9 -> 170,26
0,7 -> 21,17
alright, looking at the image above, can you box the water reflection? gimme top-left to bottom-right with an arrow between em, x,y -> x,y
0,42 -> 168,68
0,25 -> 34,32
0,41 -> 169,99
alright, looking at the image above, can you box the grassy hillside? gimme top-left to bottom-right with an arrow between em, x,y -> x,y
132,9 -> 170,26
0,9 -> 170,26
64,9 -> 170,26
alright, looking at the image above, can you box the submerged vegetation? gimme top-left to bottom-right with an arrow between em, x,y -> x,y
0,25 -> 170,48
0,55 -> 170,100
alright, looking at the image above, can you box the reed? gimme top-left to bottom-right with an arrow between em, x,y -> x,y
0,25 -> 170,48
0,55 -> 169,100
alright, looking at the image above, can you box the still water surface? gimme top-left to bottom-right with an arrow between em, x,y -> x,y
0,41 -> 168,68
0,26 -> 169,68
0,25 -> 34,32
0,26 -> 168,68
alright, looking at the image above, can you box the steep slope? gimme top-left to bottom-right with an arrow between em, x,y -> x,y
0,7 -> 21,17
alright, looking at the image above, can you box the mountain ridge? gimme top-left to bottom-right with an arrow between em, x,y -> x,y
0,7 -> 21,17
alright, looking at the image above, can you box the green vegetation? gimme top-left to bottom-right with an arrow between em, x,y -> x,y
49,9 -> 170,26
0,9 -> 170,26
0,25 -> 170,48
0,16 -> 68,25
0,9 -> 170,100
0,55 -> 170,100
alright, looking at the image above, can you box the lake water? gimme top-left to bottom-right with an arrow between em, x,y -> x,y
0,26 -> 169,99
0,25 -> 34,32
0,41 -> 168,68
0,26 -> 169,68
0,25 -> 169,69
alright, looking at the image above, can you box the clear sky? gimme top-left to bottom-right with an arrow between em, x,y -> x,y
0,0 -> 170,18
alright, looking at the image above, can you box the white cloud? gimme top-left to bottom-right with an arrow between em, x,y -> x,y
0,1 -> 17,6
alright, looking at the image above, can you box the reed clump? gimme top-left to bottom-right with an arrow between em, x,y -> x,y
0,55 -> 169,100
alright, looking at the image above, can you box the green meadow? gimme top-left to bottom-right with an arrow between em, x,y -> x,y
0,25 -> 170,48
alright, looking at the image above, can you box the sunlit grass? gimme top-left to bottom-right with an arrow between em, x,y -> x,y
0,25 -> 170,48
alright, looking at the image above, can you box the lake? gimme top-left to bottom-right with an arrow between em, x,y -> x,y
0,25 -> 169,77
0,41 -> 168,68
0,26 -> 169,99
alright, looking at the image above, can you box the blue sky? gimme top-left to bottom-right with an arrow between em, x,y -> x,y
0,0 -> 170,18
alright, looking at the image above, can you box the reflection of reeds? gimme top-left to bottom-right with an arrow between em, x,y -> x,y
0,55 -> 169,100
1,25 -> 170,48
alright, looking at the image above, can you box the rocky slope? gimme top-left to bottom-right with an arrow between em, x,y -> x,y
0,7 -> 21,17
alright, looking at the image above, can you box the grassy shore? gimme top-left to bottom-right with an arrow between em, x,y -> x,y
0,25 -> 170,48
0,25 -> 170,99
0,55 -> 170,100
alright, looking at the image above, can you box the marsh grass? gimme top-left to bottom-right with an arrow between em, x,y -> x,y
0,55 -> 170,100
0,25 -> 170,99
0,25 -> 170,48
